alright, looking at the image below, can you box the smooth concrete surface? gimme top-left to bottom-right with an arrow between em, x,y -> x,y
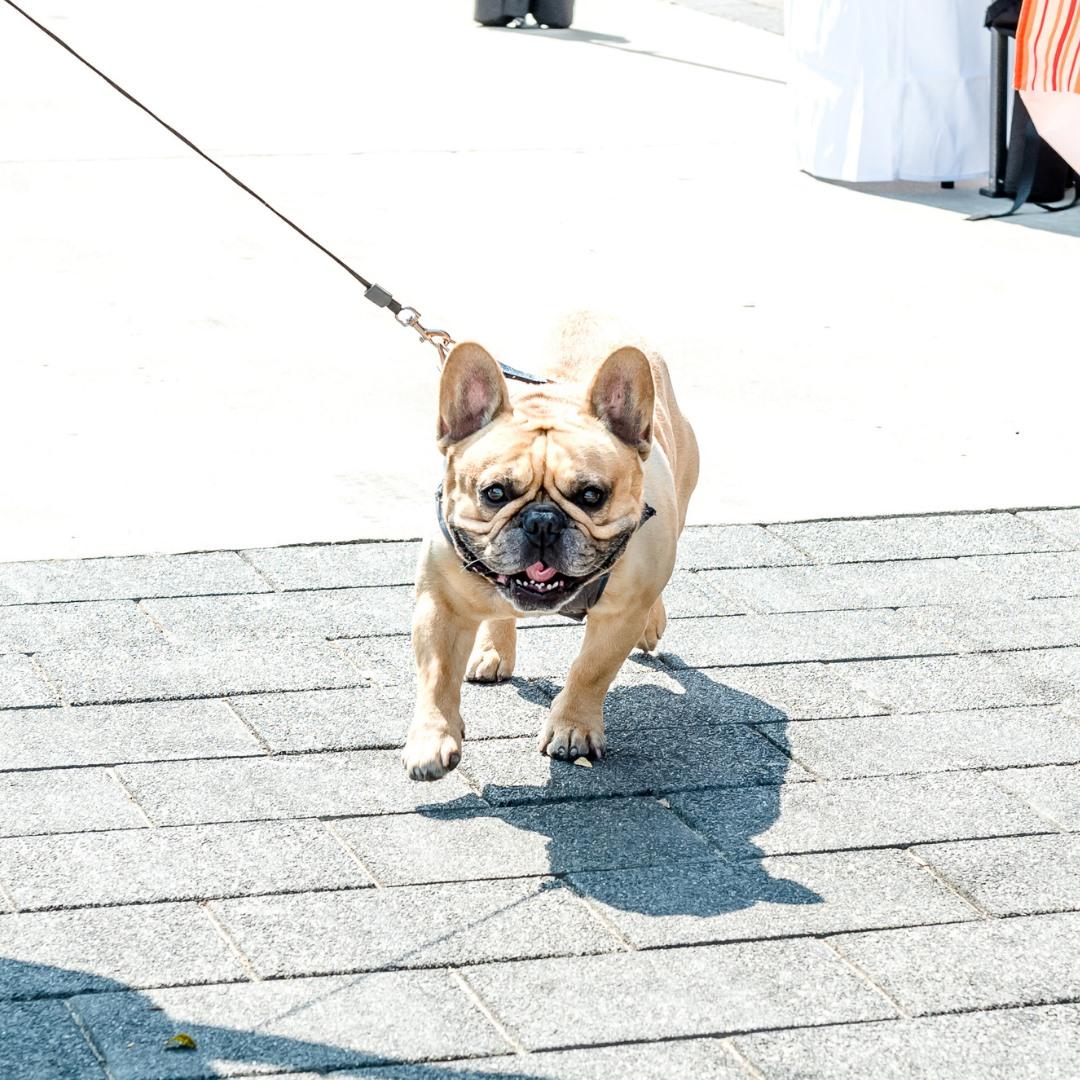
1,0 -> 1077,561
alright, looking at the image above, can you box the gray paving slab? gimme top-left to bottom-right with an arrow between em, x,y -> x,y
669,771 -> 1054,857
340,633 -> 414,684
211,878 -> 620,978
703,558 -> 992,614
689,662 -> 885,719
144,586 -> 414,645
0,699 -> 262,770
0,767 -> 147,838
0,820 -> 372,911
990,646 -> 1080,707
663,570 -> 748,617
676,525 -> 808,570
492,626 -> 585,681
331,798 -> 715,886
830,653 -> 1053,714
0,600 -> 163,654
462,939 -> 896,1050
38,640 -> 365,705
0,552 -> 270,605
230,679 -> 556,752
600,665 -> 788,733
963,550 -> 1080,599
0,999 -> 104,1079
1017,509 -> 1080,548
0,903 -> 247,1000
659,609 -> 953,669
914,834 -> 1080,917
767,707 -> 1080,779
243,542 -> 421,590
71,971 -> 510,1080
456,727 -> 809,805
993,764 -> 1080,829
357,1039 -> 746,1079
735,1004 -> 1080,1080
572,849 -> 975,948
117,749 -> 482,825
830,910 -> 1080,1016
769,513 -> 1063,564
0,652 -> 59,708
915,597 -> 1080,653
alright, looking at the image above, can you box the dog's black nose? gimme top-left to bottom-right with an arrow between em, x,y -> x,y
520,502 -> 568,548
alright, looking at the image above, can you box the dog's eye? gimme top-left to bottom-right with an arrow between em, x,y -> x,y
481,484 -> 508,506
579,486 -> 607,508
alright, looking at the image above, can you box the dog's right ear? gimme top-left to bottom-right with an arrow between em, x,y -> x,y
437,342 -> 511,447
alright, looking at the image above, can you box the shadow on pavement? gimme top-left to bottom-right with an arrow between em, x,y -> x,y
823,177 -> 1080,236
2,958 -> 544,1079
496,23 -> 786,84
427,659 -> 821,918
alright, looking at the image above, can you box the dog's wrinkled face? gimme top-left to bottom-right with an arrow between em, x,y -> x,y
437,342 -> 655,612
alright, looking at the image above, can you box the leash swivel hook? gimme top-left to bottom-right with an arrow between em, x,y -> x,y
395,307 -> 455,367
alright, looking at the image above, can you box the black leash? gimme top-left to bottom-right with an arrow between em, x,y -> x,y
2,0 -> 548,384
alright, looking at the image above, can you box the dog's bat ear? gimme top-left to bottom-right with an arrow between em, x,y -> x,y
438,342 -> 511,446
587,346 -> 655,459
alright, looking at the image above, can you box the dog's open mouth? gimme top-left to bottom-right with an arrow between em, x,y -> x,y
495,561 -> 580,600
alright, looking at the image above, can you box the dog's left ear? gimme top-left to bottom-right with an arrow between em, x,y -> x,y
438,342 -> 511,447
587,346 -> 655,459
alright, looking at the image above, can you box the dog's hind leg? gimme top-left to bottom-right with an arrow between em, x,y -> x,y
636,596 -> 667,654
466,618 -> 517,683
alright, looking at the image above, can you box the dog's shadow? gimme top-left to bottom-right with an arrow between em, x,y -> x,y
424,658 -> 822,919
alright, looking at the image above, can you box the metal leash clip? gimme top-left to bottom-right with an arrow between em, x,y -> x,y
395,307 -> 455,367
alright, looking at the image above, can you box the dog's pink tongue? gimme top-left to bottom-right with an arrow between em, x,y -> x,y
525,561 -> 558,583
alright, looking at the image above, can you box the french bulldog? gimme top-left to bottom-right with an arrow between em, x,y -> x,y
403,313 -> 699,780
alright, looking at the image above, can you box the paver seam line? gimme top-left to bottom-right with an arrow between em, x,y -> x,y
104,766 -> 157,827
62,998 -> 114,1080
6,762 -> 1080,844
723,1036 -> 772,1080
817,936 -> 911,1019
559,877 -> 639,953
234,548 -> 282,592
9,692 -> 1066,775
758,504 -> 1080,527
450,968 -> 529,1055
26,678 -> 374,709
0,874 -> 19,914
198,901 -> 262,983
9,829 -> 1074,915
900,848 -> 995,920
747,723 -> 827,781
11,636 -> 1080,712
0,507 -> 1069,570
0,587 -> 279,610
222,697 -> 275,756
25,651 -> 67,706
133,599 -> 177,644
981,771 -> 1077,832
320,819 -> 385,887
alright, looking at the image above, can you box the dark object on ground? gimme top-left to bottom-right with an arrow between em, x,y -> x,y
977,2 -> 1076,218
474,0 -> 574,28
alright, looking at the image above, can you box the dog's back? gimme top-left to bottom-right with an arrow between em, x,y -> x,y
547,311 -> 699,531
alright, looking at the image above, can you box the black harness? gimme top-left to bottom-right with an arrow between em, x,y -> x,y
435,487 -> 655,620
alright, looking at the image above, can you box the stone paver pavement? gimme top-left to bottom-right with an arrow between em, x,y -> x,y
3,509 -> 1080,1078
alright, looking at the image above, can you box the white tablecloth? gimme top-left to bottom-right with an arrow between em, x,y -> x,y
786,0 -> 991,182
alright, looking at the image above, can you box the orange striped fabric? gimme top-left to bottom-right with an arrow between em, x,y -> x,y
1015,0 -> 1080,92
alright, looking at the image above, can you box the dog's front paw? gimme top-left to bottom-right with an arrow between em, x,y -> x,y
465,645 -> 513,683
538,713 -> 605,761
402,725 -> 462,781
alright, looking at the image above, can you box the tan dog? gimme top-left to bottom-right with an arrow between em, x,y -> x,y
403,314 -> 699,781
